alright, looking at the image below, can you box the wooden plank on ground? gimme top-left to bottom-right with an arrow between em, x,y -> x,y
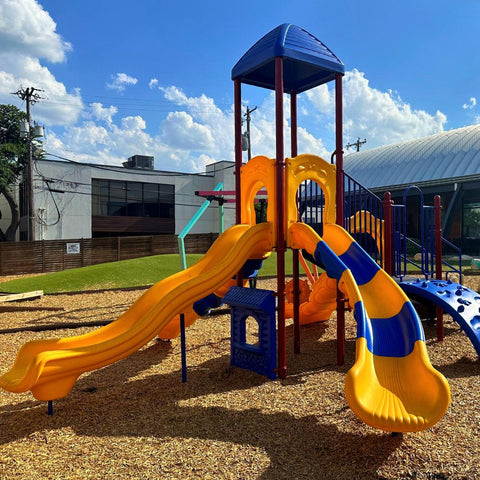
0,290 -> 44,303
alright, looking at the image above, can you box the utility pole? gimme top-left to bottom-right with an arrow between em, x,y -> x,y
243,106 -> 257,160
12,86 -> 43,241
346,137 -> 367,152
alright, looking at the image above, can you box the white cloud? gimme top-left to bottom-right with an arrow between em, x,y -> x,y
48,69 -> 447,173
303,69 -> 446,149
106,73 -> 138,92
160,85 -> 226,124
0,0 -> 71,63
305,84 -> 334,115
46,88 -> 235,172
160,111 -> 215,150
462,97 -> 477,110
0,2 -> 452,176
88,102 -> 118,126
0,0 -> 82,126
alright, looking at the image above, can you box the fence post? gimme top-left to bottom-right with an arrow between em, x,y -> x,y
383,192 -> 394,275
81,238 -> 85,267
434,195 -> 444,341
117,237 -> 121,261
41,239 -> 45,272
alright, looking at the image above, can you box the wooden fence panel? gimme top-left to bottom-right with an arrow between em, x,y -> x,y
0,233 -> 218,276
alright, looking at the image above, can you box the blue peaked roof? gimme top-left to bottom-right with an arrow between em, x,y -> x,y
231,24 -> 344,93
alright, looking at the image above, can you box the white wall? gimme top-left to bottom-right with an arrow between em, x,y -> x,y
34,160 -> 92,240
32,159 -> 235,240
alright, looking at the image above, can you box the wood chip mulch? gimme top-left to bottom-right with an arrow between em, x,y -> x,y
0,275 -> 479,479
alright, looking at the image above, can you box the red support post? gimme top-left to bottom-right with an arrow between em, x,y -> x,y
234,80 -> 244,287
234,79 -> 242,226
383,192 -> 394,275
275,57 -> 287,379
334,73 -> 345,366
290,93 -> 298,158
291,92 -> 300,354
434,195 -> 444,341
335,74 -> 344,228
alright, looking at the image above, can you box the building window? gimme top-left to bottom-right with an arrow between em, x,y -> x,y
463,203 -> 480,238
92,179 -> 174,219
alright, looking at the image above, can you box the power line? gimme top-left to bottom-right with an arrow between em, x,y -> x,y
243,106 -> 257,160
44,152 -> 236,177
345,137 -> 367,152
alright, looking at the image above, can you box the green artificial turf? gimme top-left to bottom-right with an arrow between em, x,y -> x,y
0,252 -> 293,294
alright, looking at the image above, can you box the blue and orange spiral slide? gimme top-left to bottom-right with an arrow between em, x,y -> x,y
289,221 -> 450,432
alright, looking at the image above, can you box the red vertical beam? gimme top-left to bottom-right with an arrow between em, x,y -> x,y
383,192 -> 394,275
334,73 -> 345,366
434,195 -> 444,341
335,74 -> 344,228
234,79 -> 242,225
290,93 -> 298,158
291,92 -> 300,354
234,80 -> 244,287
275,57 -> 287,379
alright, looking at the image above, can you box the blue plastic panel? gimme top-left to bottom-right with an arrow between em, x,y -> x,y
400,279 -> 480,357
223,286 -> 275,311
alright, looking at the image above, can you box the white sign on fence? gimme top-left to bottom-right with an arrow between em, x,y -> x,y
66,242 -> 81,254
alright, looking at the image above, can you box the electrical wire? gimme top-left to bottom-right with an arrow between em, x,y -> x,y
31,155 -> 238,231
35,160 -> 234,202
44,152 -> 236,177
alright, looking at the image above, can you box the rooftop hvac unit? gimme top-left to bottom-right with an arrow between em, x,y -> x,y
122,155 -> 154,170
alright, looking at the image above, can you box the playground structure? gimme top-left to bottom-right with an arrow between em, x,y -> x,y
0,23 -> 478,434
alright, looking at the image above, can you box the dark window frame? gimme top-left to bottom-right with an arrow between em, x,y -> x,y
92,179 -> 175,219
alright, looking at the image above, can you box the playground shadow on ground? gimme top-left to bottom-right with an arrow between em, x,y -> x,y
0,336 -> 402,479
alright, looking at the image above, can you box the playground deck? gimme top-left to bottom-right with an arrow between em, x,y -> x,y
0,277 -> 479,479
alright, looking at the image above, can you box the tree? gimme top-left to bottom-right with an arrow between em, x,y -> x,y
0,104 -> 29,241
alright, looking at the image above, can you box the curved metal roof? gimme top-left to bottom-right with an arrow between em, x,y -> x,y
344,124 -> 480,189
231,24 -> 344,93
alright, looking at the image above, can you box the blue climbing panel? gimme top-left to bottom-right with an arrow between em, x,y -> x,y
223,287 -> 277,379
400,279 -> 480,357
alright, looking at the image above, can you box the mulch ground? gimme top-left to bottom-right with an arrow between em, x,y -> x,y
0,275 -> 480,479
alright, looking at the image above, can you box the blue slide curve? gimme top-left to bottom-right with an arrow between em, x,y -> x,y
400,279 -> 480,357
290,222 -> 450,432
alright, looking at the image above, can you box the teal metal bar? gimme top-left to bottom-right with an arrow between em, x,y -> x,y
177,181 -> 223,383
177,182 -> 224,270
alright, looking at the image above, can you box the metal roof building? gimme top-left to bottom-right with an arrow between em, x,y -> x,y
344,124 -> 480,190
344,124 -> 480,254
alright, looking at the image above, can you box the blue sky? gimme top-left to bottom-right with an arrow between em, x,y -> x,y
1,0 -> 479,172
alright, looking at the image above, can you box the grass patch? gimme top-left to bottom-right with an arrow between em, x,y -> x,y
0,254 -> 199,294
0,252 -> 294,294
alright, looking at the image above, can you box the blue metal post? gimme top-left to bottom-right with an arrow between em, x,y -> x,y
180,313 -> 187,382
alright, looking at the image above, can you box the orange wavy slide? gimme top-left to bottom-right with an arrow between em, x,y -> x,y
0,222 -> 273,401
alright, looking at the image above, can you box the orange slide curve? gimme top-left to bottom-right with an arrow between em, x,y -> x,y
285,272 -> 337,324
0,222 -> 273,401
